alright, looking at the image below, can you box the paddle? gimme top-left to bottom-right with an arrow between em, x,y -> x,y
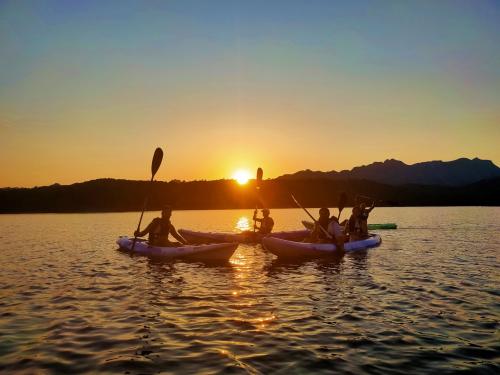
253,167 -> 263,233
291,194 -> 333,240
337,192 -> 348,220
131,147 -> 164,251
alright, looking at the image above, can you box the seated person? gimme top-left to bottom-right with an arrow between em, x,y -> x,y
310,207 -> 331,242
358,200 -> 375,238
134,206 -> 187,246
253,208 -> 274,234
328,216 -> 346,254
348,206 -> 363,242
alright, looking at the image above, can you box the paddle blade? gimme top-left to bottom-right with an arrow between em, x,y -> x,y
256,167 -> 263,189
256,167 -> 263,182
151,147 -> 164,177
339,192 -> 347,211
337,192 -> 348,219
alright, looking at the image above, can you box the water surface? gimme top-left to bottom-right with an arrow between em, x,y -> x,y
0,207 -> 499,374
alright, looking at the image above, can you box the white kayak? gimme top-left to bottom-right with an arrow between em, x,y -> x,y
261,234 -> 381,258
178,229 -> 310,244
116,236 -> 238,261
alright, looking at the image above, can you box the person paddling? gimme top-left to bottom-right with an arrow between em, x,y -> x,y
348,206 -> 363,241
253,208 -> 274,235
310,207 -> 331,242
134,206 -> 187,246
357,198 -> 376,238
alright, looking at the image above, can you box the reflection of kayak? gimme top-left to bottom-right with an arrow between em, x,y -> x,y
178,229 -> 310,244
262,234 -> 382,258
302,220 -> 397,230
116,236 -> 238,261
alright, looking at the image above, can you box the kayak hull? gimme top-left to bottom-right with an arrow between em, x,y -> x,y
116,236 -> 238,261
302,220 -> 397,230
178,229 -> 309,244
262,234 -> 381,258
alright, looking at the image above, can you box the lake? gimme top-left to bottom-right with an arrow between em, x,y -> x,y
0,207 -> 499,374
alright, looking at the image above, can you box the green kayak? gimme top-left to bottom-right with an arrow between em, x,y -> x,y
301,220 -> 397,230
367,223 -> 397,230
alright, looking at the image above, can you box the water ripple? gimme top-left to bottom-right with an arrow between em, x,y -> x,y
0,208 -> 499,374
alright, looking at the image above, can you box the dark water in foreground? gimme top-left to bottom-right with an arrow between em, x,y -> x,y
0,207 -> 499,374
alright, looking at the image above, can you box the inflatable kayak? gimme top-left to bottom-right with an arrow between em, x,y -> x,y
262,234 -> 381,258
302,220 -> 397,230
178,229 -> 309,244
116,236 -> 238,261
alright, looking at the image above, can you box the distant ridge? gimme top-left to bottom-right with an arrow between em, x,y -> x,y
278,158 -> 500,186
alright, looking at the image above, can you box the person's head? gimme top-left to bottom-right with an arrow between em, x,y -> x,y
319,207 -> 330,219
161,205 -> 172,219
359,203 -> 366,210
262,208 -> 270,217
352,206 -> 360,215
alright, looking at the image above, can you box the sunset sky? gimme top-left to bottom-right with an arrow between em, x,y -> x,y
1,0 -> 499,187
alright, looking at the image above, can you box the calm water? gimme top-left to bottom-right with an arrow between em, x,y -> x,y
0,207 -> 499,374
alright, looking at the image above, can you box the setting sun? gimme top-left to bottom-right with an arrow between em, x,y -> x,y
232,169 -> 251,185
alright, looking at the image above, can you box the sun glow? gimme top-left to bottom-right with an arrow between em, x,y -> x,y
232,169 -> 251,185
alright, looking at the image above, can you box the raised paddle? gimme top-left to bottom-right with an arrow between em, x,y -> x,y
253,167 -> 263,233
291,194 -> 333,240
131,147 -> 164,252
337,192 -> 348,220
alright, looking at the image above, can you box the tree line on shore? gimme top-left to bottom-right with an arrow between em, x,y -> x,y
0,177 -> 498,213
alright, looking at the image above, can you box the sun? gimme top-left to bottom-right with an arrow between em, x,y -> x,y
233,169 -> 251,185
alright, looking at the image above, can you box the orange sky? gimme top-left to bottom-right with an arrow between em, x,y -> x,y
1,1 -> 499,187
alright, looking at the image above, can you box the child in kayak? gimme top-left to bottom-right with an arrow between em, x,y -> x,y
134,206 -> 188,246
253,208 -> 274,234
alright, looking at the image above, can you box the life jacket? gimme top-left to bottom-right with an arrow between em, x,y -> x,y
149,218 -> 171,244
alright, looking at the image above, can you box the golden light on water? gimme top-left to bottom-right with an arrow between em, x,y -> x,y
232,169 -> 251,185
235,216 -> 251,232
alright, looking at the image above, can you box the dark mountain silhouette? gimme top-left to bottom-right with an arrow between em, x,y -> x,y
278,158 -> 500,186
0,176 -> 498,213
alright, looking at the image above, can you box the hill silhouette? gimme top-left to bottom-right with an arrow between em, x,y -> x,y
278,158 -> 500,186
0,176 -> 498,213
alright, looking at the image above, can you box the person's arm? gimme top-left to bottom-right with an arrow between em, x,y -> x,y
268,218 -> 274,232
169,224 -> 188,245
367,201 -> 376,213
254,217 -> 263,223
134,220 -> 154,237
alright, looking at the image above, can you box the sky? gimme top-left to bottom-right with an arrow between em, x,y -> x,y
1,0 -> 499,187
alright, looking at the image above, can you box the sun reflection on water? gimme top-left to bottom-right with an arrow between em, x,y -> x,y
235,216 -> 251,232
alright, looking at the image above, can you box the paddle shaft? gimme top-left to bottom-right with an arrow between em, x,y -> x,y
131,147 -> 163,252
253,168 -> 263,233
131,176 -> 154,251
291,194 -> 333,240
337,192 -> 347,220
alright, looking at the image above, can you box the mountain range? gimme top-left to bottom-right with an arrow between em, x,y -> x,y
278,158 -> 500,186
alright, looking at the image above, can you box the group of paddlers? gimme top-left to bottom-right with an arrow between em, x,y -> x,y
135,197 -> 375,248
310,198 -> 375,243
253,197 -> 376,253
